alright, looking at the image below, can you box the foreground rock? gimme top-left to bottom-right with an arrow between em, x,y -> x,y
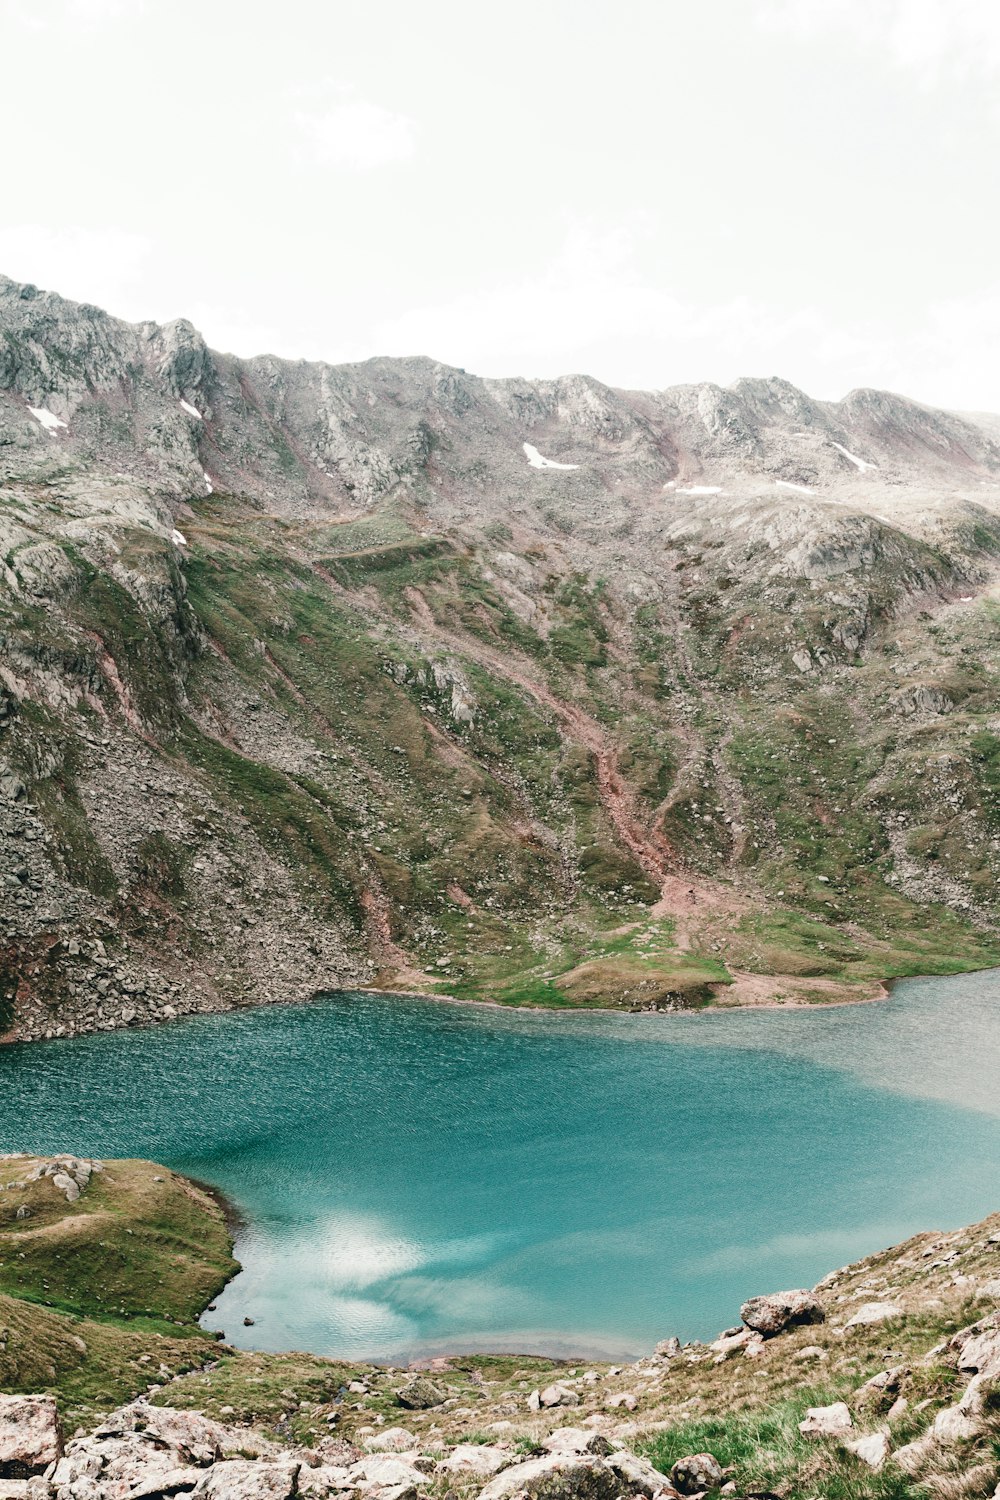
669,1452 -> 724,1494
476,1449 -> 670,1500
798,1402 -> 853,1439
0,1395 -> 62,1476
6,1395 -> 686,1500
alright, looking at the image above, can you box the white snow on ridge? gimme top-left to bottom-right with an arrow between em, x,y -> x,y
180,399 -> 202,420
830,440 -> 876,472
677,485 -> 724,495
171,529 -> 188,547
775,480 -> 816,495
523,442 -> 579,471
203,472 -> 213,494
28,406 -> 67,434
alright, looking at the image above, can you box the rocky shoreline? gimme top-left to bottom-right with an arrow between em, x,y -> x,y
4,1156 -> 1000,1498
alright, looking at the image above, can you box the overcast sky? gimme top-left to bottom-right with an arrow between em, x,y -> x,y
2,0 -> 999,409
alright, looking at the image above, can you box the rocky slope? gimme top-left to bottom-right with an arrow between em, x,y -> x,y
2,1155 -> 1000,1498
4,273 -> 1000,1039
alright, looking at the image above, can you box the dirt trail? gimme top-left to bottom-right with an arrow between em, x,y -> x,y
387,584 -> 750,947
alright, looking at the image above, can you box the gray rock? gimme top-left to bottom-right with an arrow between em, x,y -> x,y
842,1302 -> 903,1331
953,1313 -> 1000,1379
191,1460 -> 299,1498
475,1454 -> 620,1500
396,1376 -> 446,1409
538,1383 -> 580,1409
843,1431 -> 890,1469
542,1429 -> 613,1457
364,1427 -> 418,1454
740,1289 -> 825,1337
347,1456 -> 426,1488
669,1452 -> 723,1494
437,1443 -> 515,1477
607,1447 -> 673,1495
798,1403 -> 853,1438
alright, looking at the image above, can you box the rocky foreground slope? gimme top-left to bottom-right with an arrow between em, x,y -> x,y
4,273 -> 1000,1038
2,1155 -> 1000,1498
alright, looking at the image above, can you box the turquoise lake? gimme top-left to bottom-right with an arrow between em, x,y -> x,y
1,972 -> 999,1362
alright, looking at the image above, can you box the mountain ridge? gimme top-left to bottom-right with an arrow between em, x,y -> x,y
2,273 -> 1000,1041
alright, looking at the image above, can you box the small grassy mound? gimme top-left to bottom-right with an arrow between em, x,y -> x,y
0,1157 -> 238,1324
554,953 -> 726,1008
0,1156 -> 238,1425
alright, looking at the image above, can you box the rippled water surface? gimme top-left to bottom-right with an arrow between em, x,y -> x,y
2,972 -> 1000,1361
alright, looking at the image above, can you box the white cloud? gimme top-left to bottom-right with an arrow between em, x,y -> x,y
365,224 -> 1000,410
758,0 -> 1000,83
293,85 -> 417,171
0,226 -> 151,311
368,225 -> 833,380
2,0 -> 145,28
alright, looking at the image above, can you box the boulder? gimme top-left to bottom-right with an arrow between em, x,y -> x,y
740,1290 -> 824,1337
477,1454 -> 616,1500
843,1431 -> 890,1469
538,1383 -> 580,1409
298,1467 -> 366,1497
191,1460 -> 300,1498
852,1365 -> 909,1410
669,1452 -> 723,1494
711,1328 -> 753,1359
605,1392 -> 637,1410
542,1430 -> 613,1456
955,1318 -> 1000,1380
132,1404 -> 233,1464
842,1302 -> 903,1331
476,1451 -> 659,1499
348,1456 -> 427,1488
931,1404 -> 978,1444
0,1396 -> 62,1477
798,1403 -> 853,1438
654,1338 -> 681,1360
396,1376 -> 446,1409
364,1428 -> 418,1454
607,1447 -> 674,1495
437,1443 -> 515,1477
129,1466 -> 204,1498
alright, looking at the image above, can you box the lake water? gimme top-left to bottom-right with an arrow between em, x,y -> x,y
2,974 -> 999,1363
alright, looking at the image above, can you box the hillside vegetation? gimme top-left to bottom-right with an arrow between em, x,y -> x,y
2,275 -> 1000,1039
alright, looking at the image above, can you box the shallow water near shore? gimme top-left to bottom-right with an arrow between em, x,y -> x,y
2,971 -> 1000,1362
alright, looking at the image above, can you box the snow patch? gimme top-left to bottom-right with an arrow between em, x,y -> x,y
28,406 -> 67,434
523,442 -> 579,471
830,441 -> 876,472
180,399 -> 202,420
171,529 -> 188,547
775,480 -> 815,495
677,485 -> 724,495
203,472 -> 214,494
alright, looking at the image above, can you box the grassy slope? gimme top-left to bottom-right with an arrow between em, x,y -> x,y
4,483 -> 1000,1021
0,1156 -> 236,1423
